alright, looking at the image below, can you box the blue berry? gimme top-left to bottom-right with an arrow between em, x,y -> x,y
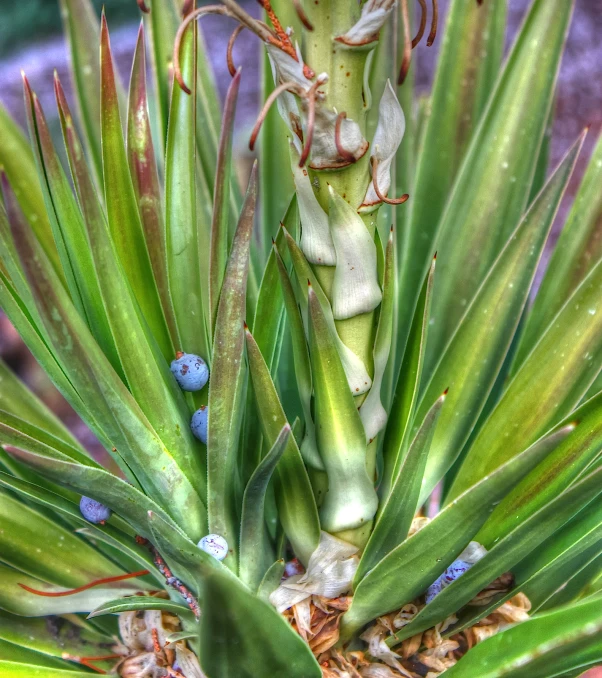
79,496 -> 112,524
191,406 -> 208,444
170,352 -> 209,392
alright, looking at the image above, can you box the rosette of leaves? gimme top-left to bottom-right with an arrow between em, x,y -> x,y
0,0 -> 602,676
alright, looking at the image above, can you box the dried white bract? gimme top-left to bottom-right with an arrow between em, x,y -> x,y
329,187 -> 382,320
270,532 -> 359,613
361,80 -> 406,212
266,44 -> 311,150
308,107 -> 369,169
336,0 -> 397,47
291,142 -> 337,265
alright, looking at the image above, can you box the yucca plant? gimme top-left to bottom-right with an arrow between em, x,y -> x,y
1,0 -> 602,675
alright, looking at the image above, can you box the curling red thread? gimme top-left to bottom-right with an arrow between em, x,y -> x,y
18,569 -> 149,597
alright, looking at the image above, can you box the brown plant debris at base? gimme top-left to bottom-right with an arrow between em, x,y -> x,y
286,582 -> 531,677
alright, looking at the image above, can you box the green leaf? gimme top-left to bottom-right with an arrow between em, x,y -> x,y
450,251 -> 602,498
0,471 -> 161,580
257,559 -> 285,602
127,23 -> 179,345
239,424 -> 290,590
0,359 -> 77,448
245,326 -> 320,565
418,133 -> 583,500
0,408 -> 92,465
425,0 -> 574,369
58,0 -> 125,187
359,227 -> 395,444
198,570 -> 321,678
381,254 -> 436,500
142,0 -> 179,150
451,498 -> 602,634
341,429 -> 563,638
100,14 -> 172,359
397,0 -> 507,353
357,391 -> 446,583
258,0 -> 296,258
89,595 -> 194,622
0,105 -> 57,271
0,611 -> 111,664
208,166 -> 258,571
273,242 -> 321,469
23,76 -> 120,370
210,69 -> 241,334
56,72 -> 208,526
442,597 -> 602,678
476,392 -> 602,547
165,15 -> 210,361
9,215 -> 206,535
307,285 -> 378,534
0,563 -> 143,617
516,130 -> 602,369
0,263 -> 80,415
5,447 -> 182,542
0,641 -> 71,670
0,662 -> 94,678
391,460 -> 602,644
0,490 -> 124,588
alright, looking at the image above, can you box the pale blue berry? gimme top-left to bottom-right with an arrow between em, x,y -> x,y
198,534 -> 228,561
191,406 -> 208,444
80,496 -> 111,524
170,352 -> 209,392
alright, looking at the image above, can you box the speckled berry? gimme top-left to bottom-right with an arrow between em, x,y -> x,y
191,405 -> 208,444
425,559 -> 473,604
79,496 -> 112,524
170,352 -> 209,392
198,534 -> 228,561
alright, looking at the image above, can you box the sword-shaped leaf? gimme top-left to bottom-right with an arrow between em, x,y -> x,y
357,392 -> 446,584
426,0 -> 574,370
164,15 -> 209,360
359,227 -> 395,443
516,130 -> 602,370
23,75 -> 120,370
381,254 -> 436,500
210,69 -> 241,333
56,72 -> 208,516
100,14 -> 172,359
397,0 -> 507,354
308,285 -> 378,534
208,166 -> 257,571
239,424 -> 290,590
198,570 -> 321,678
476,392 -> 602,548
439,591 -> 602,678
245,326 -> 320,565
341,429 -> 566,638
273,243 -> 321,470
391,461 -> 602,644
420,134 -> 583,501
0,105 -> 57,270
450,247 -> 602,497
127,24 -> 179,345
5,447 -> 181,542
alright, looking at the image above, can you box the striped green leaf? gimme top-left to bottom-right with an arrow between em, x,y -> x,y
207,166 -> 258,571
245,326 -> 320,565
425,0 -> 574,370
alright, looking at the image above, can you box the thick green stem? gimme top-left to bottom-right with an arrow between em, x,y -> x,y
303,0 -> 382,547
